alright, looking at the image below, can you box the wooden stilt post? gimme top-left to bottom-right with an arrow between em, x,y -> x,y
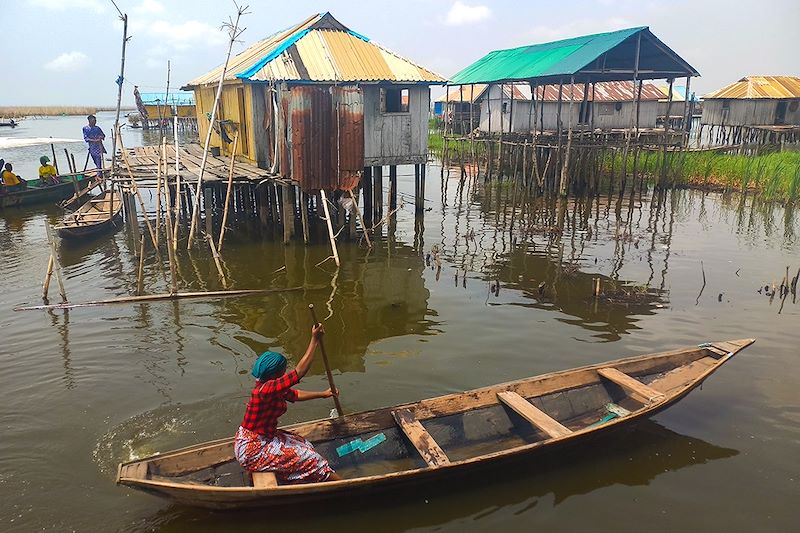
320,190 -> 340,267
362,167 -> 373,226
203,186 -> 214,238
389,165 -> 397,211
300,190 -> 310,245
281,183 -> 294,244
660,78 -> 675,188
373,166 -> 383,222
559,76 -> 576,196
414,164 -> 422,212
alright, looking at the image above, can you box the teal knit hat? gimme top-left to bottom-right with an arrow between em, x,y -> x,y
251,351 -> 287,380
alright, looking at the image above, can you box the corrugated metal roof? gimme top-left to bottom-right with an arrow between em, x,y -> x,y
139,91 -> 195,106
533,81 -> 665,102
437,81 -> 665,103
185,12 -> 445,87
704,76 -> 800,99
451,27 -> 698,85
435,83 -> 530,103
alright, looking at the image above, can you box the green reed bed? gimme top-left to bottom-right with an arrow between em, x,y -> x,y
609,150 -> 800,202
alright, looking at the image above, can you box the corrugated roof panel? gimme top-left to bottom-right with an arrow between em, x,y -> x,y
188,13 -> 446,86
377,48 -> 427,82
704,76 -> 800,99
323,30 -> 391,81
295,31 -> 340,81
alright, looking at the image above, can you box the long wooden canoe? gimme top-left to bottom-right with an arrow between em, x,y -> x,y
117,338 -> 754,509
0,175 -> 92,209
55,190 -> 122,239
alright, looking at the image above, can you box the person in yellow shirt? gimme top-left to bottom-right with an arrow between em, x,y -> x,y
2,162 -> 26,191
38,156 -> 59,185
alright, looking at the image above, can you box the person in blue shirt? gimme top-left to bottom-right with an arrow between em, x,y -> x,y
82,115 -> 106,169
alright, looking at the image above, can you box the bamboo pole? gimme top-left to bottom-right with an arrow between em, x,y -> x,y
188,5 -> 247,248
44,223 -> 67,303
42,255 -> 54,300
110,7 -> 128,177
218,130 -> 240,251
155,137 -> 163,247
136,235 -> 145,295
50,143 -> 59,175
308,304 -> 344,417
16,287 -> 307,312
347,188 -> 372,248
320,190 -> 340,267
206,234 -> 228,288
162,143 -> 179,295
172,104 -> 182,251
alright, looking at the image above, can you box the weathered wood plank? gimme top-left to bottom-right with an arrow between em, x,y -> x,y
392,408 -> 450,467
598,367 -> 665,403
647,357 -> 716,394
497,391 -> 572,438
251,472 -> 278,488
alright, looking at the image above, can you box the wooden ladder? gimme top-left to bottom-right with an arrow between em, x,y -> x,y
497,391 -> 573,438
392,408 -> 450,467
598,367 -> 665,404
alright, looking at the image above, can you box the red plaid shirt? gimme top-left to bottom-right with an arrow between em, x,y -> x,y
240,370 -> 300,438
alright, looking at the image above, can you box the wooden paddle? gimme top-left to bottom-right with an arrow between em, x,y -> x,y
308,304 -> 344,417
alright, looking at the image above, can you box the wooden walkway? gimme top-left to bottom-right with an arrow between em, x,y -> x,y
122,144 -> 290,185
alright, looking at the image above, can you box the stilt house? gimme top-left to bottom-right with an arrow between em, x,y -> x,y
477,81 -> 665,133
183,12 -> 446,192
450,27 -> 698,136
701,76 -> 800,127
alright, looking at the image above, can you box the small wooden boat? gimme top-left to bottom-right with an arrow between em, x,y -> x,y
117,339 -> 754,509
55,190 -> 122,239
0,174 -> 92,209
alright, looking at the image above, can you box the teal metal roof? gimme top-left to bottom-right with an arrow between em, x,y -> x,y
451,27 -> 698,86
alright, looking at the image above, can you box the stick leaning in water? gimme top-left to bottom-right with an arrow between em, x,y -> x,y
309,304 -> 344,417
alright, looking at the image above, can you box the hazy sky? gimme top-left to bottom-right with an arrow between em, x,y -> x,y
3,0 -> 798,105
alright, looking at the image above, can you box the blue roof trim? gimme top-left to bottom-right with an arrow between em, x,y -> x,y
347,29 -> 370,42
236,28 -> 312,80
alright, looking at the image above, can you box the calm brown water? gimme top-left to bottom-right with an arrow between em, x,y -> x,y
1,152 -> 799,531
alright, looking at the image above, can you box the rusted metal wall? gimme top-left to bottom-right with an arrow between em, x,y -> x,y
280,85 -> 364,191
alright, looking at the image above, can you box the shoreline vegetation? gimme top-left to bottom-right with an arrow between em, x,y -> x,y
429,131 -> 800,202
0,106 -> 135,118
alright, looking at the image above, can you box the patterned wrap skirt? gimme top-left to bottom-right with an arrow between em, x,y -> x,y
234,426 -> 334,484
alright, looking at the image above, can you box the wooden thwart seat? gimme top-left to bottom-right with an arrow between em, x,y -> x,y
392,408 -> 450,467
251,472 -> 278,488
598,367 -> 665,403
496,391 -> 572,438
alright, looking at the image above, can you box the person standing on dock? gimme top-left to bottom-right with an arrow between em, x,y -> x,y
234,324 -> 343,484
82,115 -> 106,170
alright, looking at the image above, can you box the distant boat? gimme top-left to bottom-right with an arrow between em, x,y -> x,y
0,174 -> 93,209
55,190 -> 122,239
0,119 -> 19,128
117,338 -> 755,510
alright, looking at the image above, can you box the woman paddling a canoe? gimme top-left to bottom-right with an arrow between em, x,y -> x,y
234,324 -> 343,484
